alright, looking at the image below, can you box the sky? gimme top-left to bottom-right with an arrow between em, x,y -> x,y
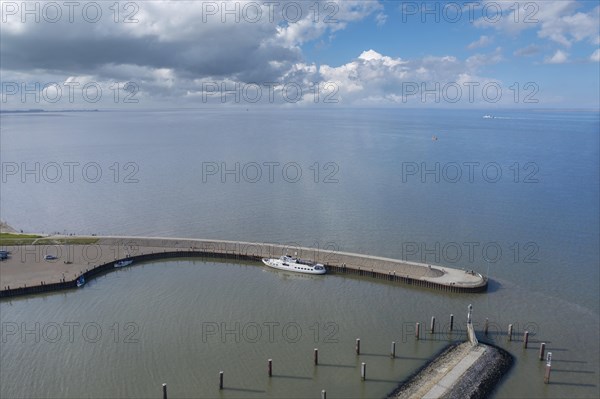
0,0 -> 599,108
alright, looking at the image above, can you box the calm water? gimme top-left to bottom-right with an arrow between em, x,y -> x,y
1,108 -> 599,398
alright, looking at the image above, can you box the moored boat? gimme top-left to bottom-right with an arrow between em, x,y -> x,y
261,255 -> 326,275
114,259 -> 133,268
76,276 -> 85,287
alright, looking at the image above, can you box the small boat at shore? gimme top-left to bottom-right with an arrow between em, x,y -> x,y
262,255 -> 326,275
114,259 -> 133,268
76,276 -> 85,287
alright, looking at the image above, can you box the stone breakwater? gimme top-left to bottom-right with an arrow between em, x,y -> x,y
443,344 -> 513,399
388,342 -> 513,399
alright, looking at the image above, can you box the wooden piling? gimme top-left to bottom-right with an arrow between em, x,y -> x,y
484,318 -> 489,335
415,322 -> 420,340
508,324 -> 513,341
544,352 -> 552,384
162,383 -> 167,399
391,341 -> 396,358
523,331 -> 529,348
430,316 -> 436,334
539,343 -> 546,361
356,338 -> 361,355
314,348 -> 318,365
450,314 -> 454,331
219,371 -> 223,390
360,362 -> 366,380
544,363 -> 551,384
268,359 -> 272,377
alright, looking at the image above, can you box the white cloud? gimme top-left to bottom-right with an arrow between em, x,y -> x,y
315,50 -> 505,106
0,44 -> 547,107
468,35 -> 493,49
591,49 -> 600,62
514,44 -> 540,57
538,5 -> 600,47
475,1 -> 599,47
0,0 -> 393,109
466,48 -> 504,70
275,0 -> 383,46
357,49 -> 407,67
4,1 -> 592,107
544,50 -> 569,64
375,12 -> 387,26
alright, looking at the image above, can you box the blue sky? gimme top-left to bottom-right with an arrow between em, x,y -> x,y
300,1 -> 599,107
1,0 -> 599,108
303,1 -> 599,63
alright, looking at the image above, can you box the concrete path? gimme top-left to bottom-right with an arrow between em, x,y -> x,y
1,235 -> 487,292
393,342 -> 488,399
422,345 -> 486,398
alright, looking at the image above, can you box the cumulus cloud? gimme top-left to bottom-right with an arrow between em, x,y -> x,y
466,47 -> 504,69
514,44 -> 541,57
314,49 -> 506,106
375,12 -> 387,26
544,50 -> 569,64
475,1 -> 599,47
274,1 -> 382,46
0,1 -> 381,91
591,49 -> 600,62
1,0 -> 563,107
467,35 -> 493,50
1,2 -> 301,86
537,5 -> 600,47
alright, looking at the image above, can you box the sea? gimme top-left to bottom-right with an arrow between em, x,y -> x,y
1,108 -> 598,398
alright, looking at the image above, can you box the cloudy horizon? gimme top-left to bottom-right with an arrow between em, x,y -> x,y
1,0 -> 599,109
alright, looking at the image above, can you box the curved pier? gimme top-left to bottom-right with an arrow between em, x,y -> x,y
0,236 -> 487,298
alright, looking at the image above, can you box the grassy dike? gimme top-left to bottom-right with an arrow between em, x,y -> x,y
0,233 -> 98,246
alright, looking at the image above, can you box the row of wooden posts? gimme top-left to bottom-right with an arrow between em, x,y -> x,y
158,314 -> 553,397
419,315 -> 550,382
159,347 -> 363,398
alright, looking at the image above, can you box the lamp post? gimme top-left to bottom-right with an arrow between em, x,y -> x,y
483,256 -> 492,280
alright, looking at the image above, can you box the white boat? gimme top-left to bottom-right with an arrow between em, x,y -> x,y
114,259 -> 133,268
483,115 -> 494,119
262,255 -> 326,275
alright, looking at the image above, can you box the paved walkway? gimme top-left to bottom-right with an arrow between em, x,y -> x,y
421,345 -> 486,398
1,235 -> 487,291
393,342 -> 488,399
